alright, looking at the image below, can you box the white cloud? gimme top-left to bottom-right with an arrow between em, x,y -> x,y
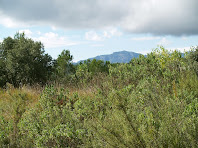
122,0 -> 198,35
140,46 -> 192,55
1,0 -> 197,35
158,37 -> 171,46
169,46 -> 191,52
19,29 -> 33,37
131,36 -> 161,41
36,31 -> 41,35
51,26 -> 57,31
90,44 -> 104,47
85,28 -> 122,41
34,32 -> 79,48
85,31 -> 103,41
103,28 -> 122,38
0,12 -> 29,28
139,49 -> 152,55
181,36 -> 188,40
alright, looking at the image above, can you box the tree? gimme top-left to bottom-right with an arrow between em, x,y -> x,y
0,55 -> 6,86
187,46 -> 198,76
82,59 -> 110,75
55,50 -> 75,81
0,33 -> 53,87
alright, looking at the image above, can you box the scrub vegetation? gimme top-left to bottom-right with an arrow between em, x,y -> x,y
0,33 -> 198,147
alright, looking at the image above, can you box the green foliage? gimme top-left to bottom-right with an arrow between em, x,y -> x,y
55,50 -> 75,83
186,46 -> 198,76
76,47 -> 198,147
75,59 -> 110,85
0,113 -> 11,146
82,59 -> 110,75
0,87 -> 38,147
0,58 -> 6,87
0,33 -> 53,87
75,63 -> 92,84
1,46 -> 198,147
19,86 -> 86,147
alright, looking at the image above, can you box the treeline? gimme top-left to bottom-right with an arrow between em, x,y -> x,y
0,33 -> 198,147
0,33 -> 111,87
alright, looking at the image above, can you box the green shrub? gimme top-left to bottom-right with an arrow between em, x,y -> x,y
1,47 -> 198,147
19,86 -> 86,147
0,87 -> 38,147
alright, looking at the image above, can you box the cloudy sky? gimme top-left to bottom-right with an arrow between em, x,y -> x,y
0,0 -> 198,62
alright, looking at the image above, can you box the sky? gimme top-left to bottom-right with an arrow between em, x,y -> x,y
0,0 -> 198,62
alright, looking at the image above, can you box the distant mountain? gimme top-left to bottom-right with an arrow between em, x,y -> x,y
78,51 -> 142,63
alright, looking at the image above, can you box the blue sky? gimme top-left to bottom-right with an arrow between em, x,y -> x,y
0,0 -> 198,62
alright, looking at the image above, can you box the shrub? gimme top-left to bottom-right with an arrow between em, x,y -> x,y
19,86 -> 86,147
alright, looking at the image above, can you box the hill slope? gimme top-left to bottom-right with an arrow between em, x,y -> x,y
79,51 -> 142,63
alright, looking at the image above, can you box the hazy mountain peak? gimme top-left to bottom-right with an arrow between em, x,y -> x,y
78,50 -> 142,63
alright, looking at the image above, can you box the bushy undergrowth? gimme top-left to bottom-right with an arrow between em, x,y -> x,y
0,86 -> 40,147
0,47 -> 198,147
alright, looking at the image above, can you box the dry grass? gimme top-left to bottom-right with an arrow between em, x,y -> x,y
0,85 -> 41,121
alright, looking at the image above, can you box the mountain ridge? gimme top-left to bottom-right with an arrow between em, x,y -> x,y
77,50 -> 142,63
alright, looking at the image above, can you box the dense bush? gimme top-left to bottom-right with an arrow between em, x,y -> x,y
0,86 -> 39,147
75,59 -> 110,85
54,50 -> 76,84
0,46 -> 198,147
186,46 -> 198,76
19,86 -> 86,147
0,33 -> 53,87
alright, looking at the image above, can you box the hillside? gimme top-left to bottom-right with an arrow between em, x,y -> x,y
78,50 -> 142,63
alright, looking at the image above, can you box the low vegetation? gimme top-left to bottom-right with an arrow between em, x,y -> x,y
0,33 -> 198,147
